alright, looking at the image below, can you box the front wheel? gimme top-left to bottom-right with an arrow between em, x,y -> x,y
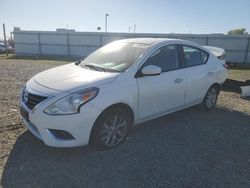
91,109 -> 131,150
201,86 -> 219,110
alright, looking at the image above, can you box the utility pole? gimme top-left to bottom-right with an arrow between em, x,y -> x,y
128,27 -> 131,33
10,32 -> 12,41
3,23 -> 8,56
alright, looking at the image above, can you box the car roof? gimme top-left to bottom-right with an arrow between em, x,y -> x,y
118,38 -> 184,45
117,38 -> 211,54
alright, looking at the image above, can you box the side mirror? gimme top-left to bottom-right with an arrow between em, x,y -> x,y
141,65 -> 161,76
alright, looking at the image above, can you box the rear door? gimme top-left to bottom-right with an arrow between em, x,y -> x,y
180,45 -> 213,105
137,44 -> 186,120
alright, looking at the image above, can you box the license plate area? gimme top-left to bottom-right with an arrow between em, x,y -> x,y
20,107 -> 29,122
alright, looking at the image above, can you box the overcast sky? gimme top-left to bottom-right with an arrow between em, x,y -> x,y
0,0 -> 250,39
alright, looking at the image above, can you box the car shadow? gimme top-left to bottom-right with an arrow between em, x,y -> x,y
1,107 -> 250,187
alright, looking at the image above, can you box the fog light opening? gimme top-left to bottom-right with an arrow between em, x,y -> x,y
49,129 -> 75,140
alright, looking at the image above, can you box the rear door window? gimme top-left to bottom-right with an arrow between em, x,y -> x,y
182,46 -> 208,67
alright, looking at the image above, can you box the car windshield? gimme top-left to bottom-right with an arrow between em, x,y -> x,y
80,41 -> 149,72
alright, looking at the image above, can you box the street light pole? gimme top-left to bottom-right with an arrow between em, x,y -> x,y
133,24 -> 136,37
105,13 -> 110,32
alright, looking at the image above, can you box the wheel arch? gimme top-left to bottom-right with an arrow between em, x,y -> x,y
210,82 -> 221,92
203,83 -> 221,99
89,102 -> 135,143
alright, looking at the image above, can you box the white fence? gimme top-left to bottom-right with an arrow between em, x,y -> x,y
13,29 -> 250,64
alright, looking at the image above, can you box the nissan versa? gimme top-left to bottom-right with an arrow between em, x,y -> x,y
20,38 -> 228,149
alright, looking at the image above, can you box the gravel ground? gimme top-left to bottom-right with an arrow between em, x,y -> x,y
0,57 -> 250,188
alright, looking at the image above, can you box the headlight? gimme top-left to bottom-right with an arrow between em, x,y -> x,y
44,87 -> 99,115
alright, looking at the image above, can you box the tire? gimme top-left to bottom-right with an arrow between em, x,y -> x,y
201,86 -> 219,110
91,108 -> 132,150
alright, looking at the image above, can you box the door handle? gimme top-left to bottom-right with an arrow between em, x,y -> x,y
174,78 -> 183,83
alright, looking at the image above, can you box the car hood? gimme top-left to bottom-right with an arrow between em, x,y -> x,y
33,63 -> 118,93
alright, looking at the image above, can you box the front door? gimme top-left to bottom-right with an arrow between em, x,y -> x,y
137,44 -> 186,120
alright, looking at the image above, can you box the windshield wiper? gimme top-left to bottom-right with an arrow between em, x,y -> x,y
75,60 -> 81,65
82,64 -> 121,73
83,64 -> 106,72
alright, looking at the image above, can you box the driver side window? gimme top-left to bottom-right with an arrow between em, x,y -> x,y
142,45 -> 179,72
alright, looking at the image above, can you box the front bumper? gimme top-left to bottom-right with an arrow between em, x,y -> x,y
20,87 -> 102,147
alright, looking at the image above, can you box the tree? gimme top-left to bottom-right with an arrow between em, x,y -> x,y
227,28 -> 248,35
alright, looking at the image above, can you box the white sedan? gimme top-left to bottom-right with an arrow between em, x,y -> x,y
20,38 -> 228,149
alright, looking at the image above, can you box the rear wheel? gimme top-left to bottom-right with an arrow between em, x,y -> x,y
91,109 -> 131,150
202,86 -> 219,110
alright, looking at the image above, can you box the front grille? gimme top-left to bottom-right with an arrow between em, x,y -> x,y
22,90 -> 47,110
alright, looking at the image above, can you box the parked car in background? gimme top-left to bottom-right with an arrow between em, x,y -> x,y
20,38 -> 228,149
0,43 -> 14,53
0,43 -> 5,53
